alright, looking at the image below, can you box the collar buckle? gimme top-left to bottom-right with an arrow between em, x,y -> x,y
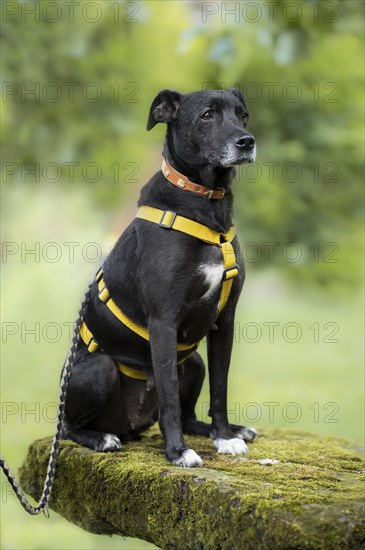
205,188 -> 225,200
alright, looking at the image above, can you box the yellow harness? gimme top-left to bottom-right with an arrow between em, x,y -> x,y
80,205 -> 238,380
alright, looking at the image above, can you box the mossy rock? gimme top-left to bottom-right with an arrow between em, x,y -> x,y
19,427 -> 364,549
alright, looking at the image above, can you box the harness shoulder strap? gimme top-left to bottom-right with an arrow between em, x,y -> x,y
136,205 -> 233,245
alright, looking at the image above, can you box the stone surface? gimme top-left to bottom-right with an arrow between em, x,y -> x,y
19,427 -> 365,549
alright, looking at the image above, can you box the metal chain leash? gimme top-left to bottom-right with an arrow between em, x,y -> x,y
0,283 -> 92,515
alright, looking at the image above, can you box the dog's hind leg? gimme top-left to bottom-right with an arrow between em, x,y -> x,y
63,352 -> 124,452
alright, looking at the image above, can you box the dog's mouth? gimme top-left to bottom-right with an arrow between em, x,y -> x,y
235,152 -> 256,165
219,143 -> 257,168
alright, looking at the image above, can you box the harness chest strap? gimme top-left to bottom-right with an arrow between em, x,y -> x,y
96,272 -> 198,352
218,240 -> 238,315
80,321 -> 198,381
80,322 -> 148,380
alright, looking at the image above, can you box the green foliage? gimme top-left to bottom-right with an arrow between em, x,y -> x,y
1,0 -> 363,288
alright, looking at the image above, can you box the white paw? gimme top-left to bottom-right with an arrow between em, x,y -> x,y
214,437 -> 249,455
173,449 -> 203,468
100,433 -> 122,452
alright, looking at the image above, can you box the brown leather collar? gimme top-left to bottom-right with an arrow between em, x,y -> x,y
161,159 -> 225,200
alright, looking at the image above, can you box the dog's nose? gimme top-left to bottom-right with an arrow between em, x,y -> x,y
235,135 -> 255,151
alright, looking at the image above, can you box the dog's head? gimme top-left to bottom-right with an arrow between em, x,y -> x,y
147,88 -> 256,167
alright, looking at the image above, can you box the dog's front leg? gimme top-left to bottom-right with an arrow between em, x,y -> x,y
207,313 -> 249,456
149,319 -> 203,467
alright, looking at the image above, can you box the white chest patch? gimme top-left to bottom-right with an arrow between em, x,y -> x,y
198,263 -> 224,301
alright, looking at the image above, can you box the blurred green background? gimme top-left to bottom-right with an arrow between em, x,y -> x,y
1,1 -> 364,548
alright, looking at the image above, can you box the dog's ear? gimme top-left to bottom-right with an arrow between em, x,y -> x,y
147,90 -> 181,131
229,87 -> 246,105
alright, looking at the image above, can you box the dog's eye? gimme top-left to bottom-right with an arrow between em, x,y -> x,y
201,110 -> 214,121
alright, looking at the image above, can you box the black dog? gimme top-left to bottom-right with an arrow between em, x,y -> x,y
63,88 -> 257,467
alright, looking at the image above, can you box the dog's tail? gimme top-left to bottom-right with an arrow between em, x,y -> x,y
0,282 -> 92,515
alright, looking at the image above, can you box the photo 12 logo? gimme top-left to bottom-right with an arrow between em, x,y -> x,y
201,401 -> 340,425
202,81 -> 340,104
1,2 -> 141,24
201,2 -> 340,24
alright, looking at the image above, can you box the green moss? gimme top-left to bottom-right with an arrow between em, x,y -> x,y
19,427 -> 364,549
